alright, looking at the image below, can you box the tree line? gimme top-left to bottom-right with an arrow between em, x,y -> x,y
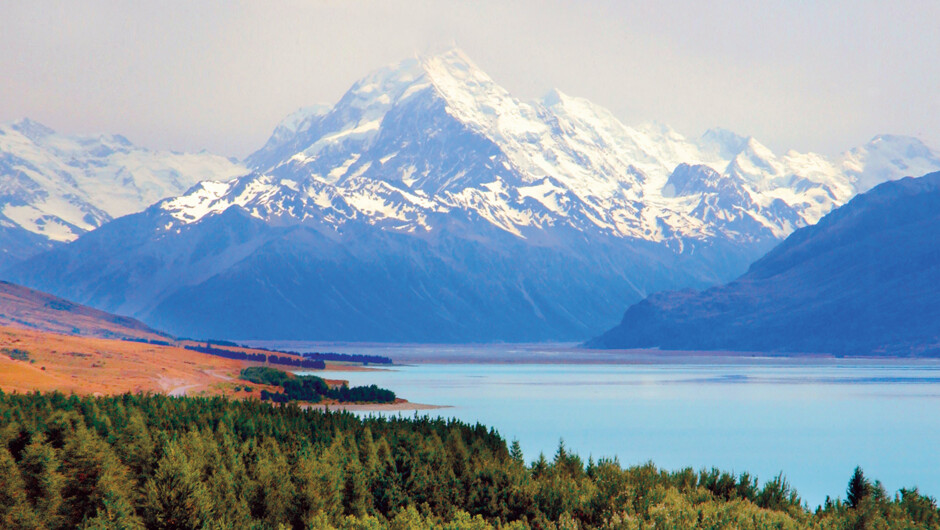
120,338 -> 173,347
260,347 -> 393,365
184,344 -> 327,370
300,352 -> 393,366
240,367 -> 396,404
0,391 -> 937,529
211,342 -> 394,366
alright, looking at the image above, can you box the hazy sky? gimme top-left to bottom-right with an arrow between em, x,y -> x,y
3,1 -> 938,159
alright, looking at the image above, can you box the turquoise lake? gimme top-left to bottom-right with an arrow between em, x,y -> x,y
286,344 -> 940,507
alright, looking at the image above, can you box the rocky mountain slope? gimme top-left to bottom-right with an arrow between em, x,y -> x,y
588,171 -> 940,355
5,50 -> 939,341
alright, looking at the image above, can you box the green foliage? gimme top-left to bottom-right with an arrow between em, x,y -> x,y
326,384 -> 396,404
240,366 -> 292,387
242,366 -> 395,404
0,391 -> 936,529
847,466 -> 871,509
1,348 -> 30,361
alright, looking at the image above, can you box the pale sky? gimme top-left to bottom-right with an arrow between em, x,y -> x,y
2,0 -> 938,159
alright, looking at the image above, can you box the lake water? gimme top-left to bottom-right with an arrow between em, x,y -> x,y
283,343 -> 940,507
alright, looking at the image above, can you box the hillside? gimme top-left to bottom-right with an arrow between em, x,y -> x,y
0,324 -> 369,400
0,280 -> 168,341
0,325 -> 250,396
5,50 -> 939,341
589,171 -> 940,356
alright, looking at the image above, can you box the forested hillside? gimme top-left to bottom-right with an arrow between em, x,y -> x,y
0,392 -> 936,529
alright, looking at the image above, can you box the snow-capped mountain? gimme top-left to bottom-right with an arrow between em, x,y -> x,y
0,119 -> 247,265
588,171 -> 940,355
5,49 -> 939,341
170,50 -> 939,250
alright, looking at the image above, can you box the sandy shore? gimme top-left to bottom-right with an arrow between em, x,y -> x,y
320,362 -> 389,372
302,400 -> 448,412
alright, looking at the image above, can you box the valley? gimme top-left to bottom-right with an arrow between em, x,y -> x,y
2,14 -> 940,526
5,50 -> 939,342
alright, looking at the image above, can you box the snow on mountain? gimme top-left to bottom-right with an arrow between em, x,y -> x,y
588,171 -> 940,355
172,49 -> 940,251
841,135 -> 940,193
0,119 -> 247,248
6,48 -> 940,342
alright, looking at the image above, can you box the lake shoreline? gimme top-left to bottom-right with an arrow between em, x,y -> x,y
309,358 -> 940,506
301,399 -> 449,412
255,340 -> 940,367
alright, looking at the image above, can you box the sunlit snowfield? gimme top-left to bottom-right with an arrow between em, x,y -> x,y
263,342 -> 940,507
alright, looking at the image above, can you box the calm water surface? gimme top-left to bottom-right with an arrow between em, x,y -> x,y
285,345 -> 940,507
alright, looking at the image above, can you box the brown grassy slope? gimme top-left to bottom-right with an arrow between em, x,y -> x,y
0,283 -> 357,398
0,281 -> 167,341
0,325 -> 353,400
0,325 -> 272,397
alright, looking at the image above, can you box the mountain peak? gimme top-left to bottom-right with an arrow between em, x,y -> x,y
842,134 -> 940,192
341,47 -> 489,104
541,88 -> 573,108
699,128 -> 748,158
9,118 -> 56,141
419,46 -> 476,68
418,47 -> 501,101
865,134 -> 935,158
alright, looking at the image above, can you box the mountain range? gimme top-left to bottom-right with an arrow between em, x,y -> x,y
3,49 -> 940,341
0,118 -> 246,266
588,171 -> 940,355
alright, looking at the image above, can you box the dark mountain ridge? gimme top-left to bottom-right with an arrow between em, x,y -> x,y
588,171 -> 940,356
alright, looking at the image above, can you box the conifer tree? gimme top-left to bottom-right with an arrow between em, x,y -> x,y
509,440 -> 524,465
294,451 -> 344,525
141,441 -> 215,529
60,424 -> 139,527
359,427 -> 378,476
847,466 -> 871,509
532,453 -> 549,479
19,434 -> 65,528
0,447 -> 39,529
446,429 -> 471,481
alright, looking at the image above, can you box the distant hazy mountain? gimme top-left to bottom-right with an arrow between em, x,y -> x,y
588,171 -> 940,356
5,50 -> 939,341
0,119 -> 247,265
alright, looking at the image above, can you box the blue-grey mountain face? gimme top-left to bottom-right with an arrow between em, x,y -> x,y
3,191 -> 753,341
589,171 -> 940,355
4,50 -> 940,341
0,220 -> 55,269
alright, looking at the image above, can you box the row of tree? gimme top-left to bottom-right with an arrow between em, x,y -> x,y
0,391 -> 936,529
301,351 -> 394,365
205,342 -> 393,365
256,347 -> 393,365
121,338 -> 173,346
241,367 -> 397,404
184,344 -> 327,369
